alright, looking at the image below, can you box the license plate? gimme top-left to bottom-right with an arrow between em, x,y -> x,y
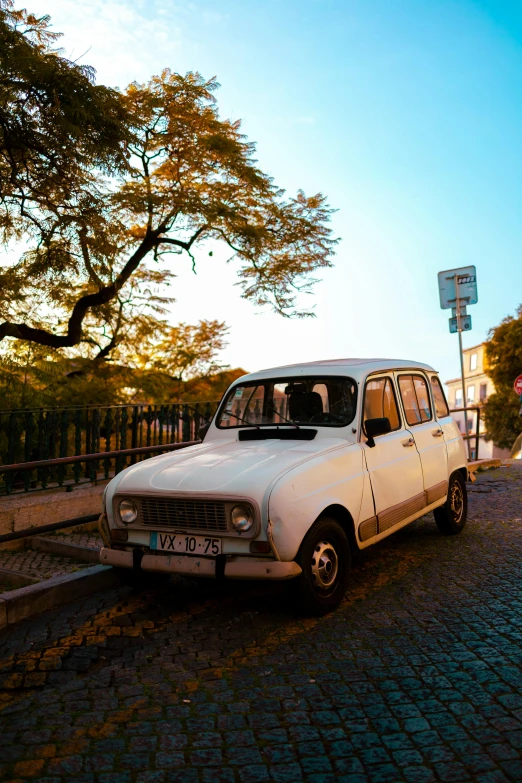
150,531 -> 221,556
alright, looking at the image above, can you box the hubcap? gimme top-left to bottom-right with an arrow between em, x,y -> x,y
311,540 -> 339,593
450,481 -> 464,524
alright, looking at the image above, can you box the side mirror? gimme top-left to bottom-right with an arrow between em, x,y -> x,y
198,422 -> 211,441
364,417 -> 391,448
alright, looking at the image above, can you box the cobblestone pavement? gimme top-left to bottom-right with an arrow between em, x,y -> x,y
0,549 -> 91,581
0,531 -> 102,588
46,531 -> 103,550
0,463 -> 521,783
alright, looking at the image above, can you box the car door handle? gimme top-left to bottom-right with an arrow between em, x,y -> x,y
402,437 -> 415,447
432,429 -> 443,438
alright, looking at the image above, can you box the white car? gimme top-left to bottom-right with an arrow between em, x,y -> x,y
99,358 -> 468,614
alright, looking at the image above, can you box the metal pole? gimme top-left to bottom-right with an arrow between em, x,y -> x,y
455,274 -> 471,459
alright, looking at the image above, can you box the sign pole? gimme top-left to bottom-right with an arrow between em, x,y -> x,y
437,265 -> 478,460
454,274 -> 471,458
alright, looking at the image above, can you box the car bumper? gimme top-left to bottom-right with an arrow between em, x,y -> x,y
99,547 -> 302,580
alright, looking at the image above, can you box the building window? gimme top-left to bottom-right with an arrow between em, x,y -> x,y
467,385 -> 475,403
470,353 -> 477,371
480,383 -> 487,401
455,389 -> 463,407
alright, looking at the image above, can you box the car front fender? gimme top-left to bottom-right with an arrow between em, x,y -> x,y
267,444 -> 365,561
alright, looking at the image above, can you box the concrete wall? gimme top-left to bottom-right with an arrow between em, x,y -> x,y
0,483 -> 106,551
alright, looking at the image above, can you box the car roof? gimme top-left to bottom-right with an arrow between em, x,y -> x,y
236,358 -> 437,384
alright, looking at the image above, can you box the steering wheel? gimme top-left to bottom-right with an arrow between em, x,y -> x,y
309,411 -> 344,424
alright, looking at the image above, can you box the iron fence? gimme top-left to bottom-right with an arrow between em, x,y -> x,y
0,402 -> 218,495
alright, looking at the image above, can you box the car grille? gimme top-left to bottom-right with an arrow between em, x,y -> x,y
138,497 -> 229,532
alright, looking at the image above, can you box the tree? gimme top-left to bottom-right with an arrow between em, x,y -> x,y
0,0 -> 130,236
483,305 -> 522,451
0,318 -> 236,408
0,225 -> 238,408
0,5 -> 339,360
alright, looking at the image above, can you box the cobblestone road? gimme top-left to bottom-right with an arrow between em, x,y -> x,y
1,463 -> 521,783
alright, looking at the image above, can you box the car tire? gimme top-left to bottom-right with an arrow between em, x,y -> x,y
112,567 -> 170,589
294,517 -> 351,616
434,471 -> 468,535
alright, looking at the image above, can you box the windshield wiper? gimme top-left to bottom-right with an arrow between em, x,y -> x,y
224,410 -> 260,429
265,402 -> 300,428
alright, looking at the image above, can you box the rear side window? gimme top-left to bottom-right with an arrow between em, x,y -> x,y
430,376 -> 450,418
398,374 -> 432,425
363,377 -> 401,432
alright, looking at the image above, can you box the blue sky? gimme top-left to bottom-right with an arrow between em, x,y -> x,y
31,0 -> 522,384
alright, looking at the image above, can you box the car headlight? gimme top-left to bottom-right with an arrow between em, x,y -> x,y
231,504 -> 254,533
119,499 -> 138,525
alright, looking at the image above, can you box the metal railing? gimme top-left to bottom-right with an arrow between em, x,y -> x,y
449,405 -> 481,459
0,402 -> 218,495
0,513 -> 100,544
0,440 -> 199,541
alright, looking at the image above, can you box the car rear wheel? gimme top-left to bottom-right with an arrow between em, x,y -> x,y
434,471 -> 468,535
294,517 -> 351,615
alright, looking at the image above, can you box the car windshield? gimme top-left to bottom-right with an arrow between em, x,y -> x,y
217,376 -> 357,428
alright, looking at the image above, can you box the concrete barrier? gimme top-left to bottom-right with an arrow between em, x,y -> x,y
0,484 -> 105,551
0,564 -> 118,628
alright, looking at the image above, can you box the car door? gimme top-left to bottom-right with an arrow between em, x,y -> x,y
429,373 -> 465,480
396,372 -> 449,505
361,375 -> 425,540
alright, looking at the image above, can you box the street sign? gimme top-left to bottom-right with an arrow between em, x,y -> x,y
451,304 -> 468,318
438,265 -> 478,460
449,315 -> 472,333
514,375 -> 522,395
438,266 -> 478,310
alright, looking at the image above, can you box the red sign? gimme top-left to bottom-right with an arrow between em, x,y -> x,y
515,374 -> 522,395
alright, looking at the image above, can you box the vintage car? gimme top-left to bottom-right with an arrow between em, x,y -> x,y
99,358 -> 468,614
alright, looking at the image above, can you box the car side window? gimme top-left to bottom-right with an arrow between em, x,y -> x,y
363,377 -> 401,432
413,375 -> 432,421
398,374 -> 432,425
430,375 -> 450,418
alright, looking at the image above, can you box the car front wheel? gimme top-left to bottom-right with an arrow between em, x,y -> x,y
434,471 -> 468,535
294,517 -> 351,615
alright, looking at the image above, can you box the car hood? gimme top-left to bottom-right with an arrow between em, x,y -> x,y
111,436 -> 349,498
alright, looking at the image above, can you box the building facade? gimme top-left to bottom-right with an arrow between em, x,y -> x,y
445,342 -> 511,461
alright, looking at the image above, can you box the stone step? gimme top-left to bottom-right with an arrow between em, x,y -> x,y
27,535 -> 101,564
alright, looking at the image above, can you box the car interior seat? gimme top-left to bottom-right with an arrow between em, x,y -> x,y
288,390 -> 324,422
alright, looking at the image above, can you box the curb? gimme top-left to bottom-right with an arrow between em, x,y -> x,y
0,564 -> 118,629
0,567 -> 39,588
28,536 -> 100,564
468,458 -> 502,473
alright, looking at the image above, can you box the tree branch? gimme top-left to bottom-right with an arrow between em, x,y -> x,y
0,232 -> 158,348
156,224 -> 208,252
79,227 -> 103,289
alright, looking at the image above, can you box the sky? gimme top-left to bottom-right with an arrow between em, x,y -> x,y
28,0 -> 522,385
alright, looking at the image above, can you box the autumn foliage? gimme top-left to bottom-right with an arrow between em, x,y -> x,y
0,1 -> 338,408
